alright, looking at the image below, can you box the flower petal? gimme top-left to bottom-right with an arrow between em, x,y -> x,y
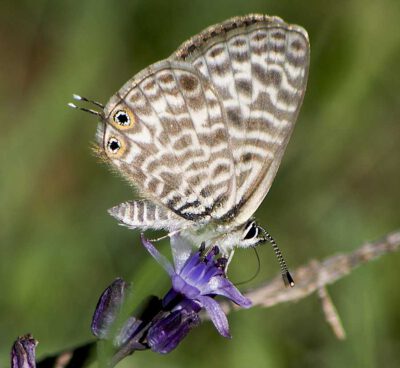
198,261 -> 223,283
172,275 -> 200,299
141,234 -> 175,276
179,252 -> 203,280
197,296 -> 231,338
170,234 -> 194,273
203,277 -> 252,308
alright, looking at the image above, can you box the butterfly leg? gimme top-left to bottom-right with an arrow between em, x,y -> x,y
149,229 -> 182,242
224,249 -> 236,273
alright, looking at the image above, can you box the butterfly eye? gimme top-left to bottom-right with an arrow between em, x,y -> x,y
114,110 -> 131,127
107,137 -> 121,153
243,222 -> 258,240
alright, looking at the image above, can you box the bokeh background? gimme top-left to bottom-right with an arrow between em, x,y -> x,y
1,0 -> 399,367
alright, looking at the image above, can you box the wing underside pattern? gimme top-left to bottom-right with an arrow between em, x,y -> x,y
101,14 -> 309,228
103,62 -> 236,223
173,14 -> 309,224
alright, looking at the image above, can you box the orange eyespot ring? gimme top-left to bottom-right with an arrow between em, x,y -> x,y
112,109 -> 135,129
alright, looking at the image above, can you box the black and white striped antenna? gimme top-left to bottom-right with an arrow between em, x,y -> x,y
68,94 -> 104,117
262,229 -> 295,287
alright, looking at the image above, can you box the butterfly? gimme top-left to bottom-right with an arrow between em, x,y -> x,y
71,14 -> 309,283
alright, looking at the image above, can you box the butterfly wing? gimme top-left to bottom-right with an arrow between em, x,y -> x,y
172,14 -> 310,225
99,60 -> 237,223
100,14 -> 309,231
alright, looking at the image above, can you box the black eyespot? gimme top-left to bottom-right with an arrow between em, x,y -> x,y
244,222 -> 258,240
114,110 -> 130,126
107,137 -> 121,153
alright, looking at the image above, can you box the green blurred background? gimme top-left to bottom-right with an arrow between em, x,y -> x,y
1,0 -> 399,367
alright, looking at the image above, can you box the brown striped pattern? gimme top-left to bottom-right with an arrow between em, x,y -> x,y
102,63 -> 236,222
173,14 -> 309,224
98,14 -> 309,235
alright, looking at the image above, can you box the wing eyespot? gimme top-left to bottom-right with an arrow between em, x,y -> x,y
111,108 -> 135,130
106,137 -> 124,156
114,110 -> 130,126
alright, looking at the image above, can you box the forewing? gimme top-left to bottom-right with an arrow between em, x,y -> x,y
100,61 -> 236,222
172,14 -> 310,224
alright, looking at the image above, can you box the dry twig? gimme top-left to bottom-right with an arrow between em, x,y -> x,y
213,230 -> 400,338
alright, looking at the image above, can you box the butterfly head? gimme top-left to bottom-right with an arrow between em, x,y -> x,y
239,220 -> 268,248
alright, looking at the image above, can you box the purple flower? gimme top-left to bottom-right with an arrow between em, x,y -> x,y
11,334 -> 37,368
142,234 -> 252,353
90,236 -> 252,358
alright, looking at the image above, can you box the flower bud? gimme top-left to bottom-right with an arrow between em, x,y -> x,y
11,334 -> 37,368
91,278 -> 128,339
147,301 -> 201,354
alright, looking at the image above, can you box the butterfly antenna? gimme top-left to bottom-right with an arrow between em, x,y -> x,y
68,102 -> 102,117
262,229 -> 295,287
72,94 -> 105,109
234,247 -> 261,286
